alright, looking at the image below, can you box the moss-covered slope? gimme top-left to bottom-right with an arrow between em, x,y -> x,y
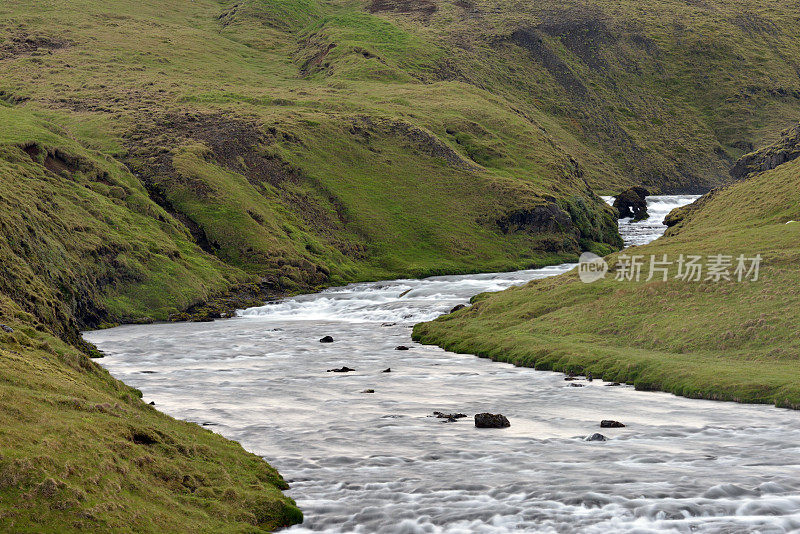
0,294 -> 302,531
414,148 -> 800,408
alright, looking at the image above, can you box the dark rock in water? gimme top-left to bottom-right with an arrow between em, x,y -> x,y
395,345 -> 410,351
606,382 -> 622,387
433,411 -> 467,419
585,433 -> 608,442
613,186 -> 649,221
381,323 -> 396,327
564,376 -> 579,381
569,383 -> 584,387
319,335 -> 334,343
587,372 -> 593,382
0,324 -> 13,333
382,368 -> 392,373
327,366 -> 355,373
450,304 -> 467,314
361,389 -> 375,393
475,413 -> 510,428
149,401 -> 155,406
601,420 -> 626,428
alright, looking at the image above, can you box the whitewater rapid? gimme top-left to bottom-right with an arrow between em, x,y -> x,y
85,195 -> 800,533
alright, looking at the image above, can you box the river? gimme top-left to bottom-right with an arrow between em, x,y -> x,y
85,195 -> 800,533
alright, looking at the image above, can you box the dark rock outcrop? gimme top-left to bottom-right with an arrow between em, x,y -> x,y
361,389 -> 375,393
319,335 -> 334,343
496,203 -> 575,235
730,123 -> 800,179
395,345 -> 410,351
613,187 -> 649,221
382,368 -> 392,373
450,304 -> 467,314
474,413 -> 510,428
585,433 -> 608,442
327,366 -> 355,373
600,420 -> 626,428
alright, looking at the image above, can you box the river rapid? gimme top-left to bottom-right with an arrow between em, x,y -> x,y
85,195 -> 800,534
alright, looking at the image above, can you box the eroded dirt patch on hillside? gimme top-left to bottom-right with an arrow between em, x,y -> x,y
0,30 -> 71,60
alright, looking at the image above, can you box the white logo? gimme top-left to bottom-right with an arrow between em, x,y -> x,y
578,252 -> 608,283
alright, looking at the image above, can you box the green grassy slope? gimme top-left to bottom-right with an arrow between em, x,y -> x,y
0,295 -> 302,531
414,154 -> 800,408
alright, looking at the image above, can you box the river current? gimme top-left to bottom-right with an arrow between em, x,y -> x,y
85,195 -> 800,533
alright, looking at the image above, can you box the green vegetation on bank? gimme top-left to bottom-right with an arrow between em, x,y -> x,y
414,156 -> 800,408
0,296 -> 301,531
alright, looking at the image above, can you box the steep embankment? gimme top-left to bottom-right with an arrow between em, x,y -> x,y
414,128 -> 800,407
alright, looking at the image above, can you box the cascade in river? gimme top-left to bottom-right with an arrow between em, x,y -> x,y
86,196 -> 800,533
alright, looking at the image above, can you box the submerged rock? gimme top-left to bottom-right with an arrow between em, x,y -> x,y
327,366 -> 355,373
319,335 -> 334,343
600,420 -> 626,428
433,411 -> 467,420
361,389 -> 375,393
475,413 -> 510,428
569,383 -> 584,388
585,433 -> 608,442
613,186 -> 649,221
395,345 -> 410,351
606,382 -> 622,387
382,368 -> 392,373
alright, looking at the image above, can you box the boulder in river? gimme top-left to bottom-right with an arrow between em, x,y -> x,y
569,383 -> 584,388
382,368 -> 392,373
395,345 -> 410,351
600,420 -> 626,428
585,433 -> 608,442
361,389 -> 375,393
319,335 -> 334,343
606,382 -> 622,387
327,366 -> 355,373
613,186 -> 650,221
474,413 -> 510,428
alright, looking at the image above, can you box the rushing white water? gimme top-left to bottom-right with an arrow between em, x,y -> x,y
85,196 -> 800,533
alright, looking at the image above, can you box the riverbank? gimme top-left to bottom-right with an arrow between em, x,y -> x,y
0,308 -> 302,531
414,159 -> 800,409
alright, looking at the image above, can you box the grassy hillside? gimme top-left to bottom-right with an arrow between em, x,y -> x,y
3,0 -> 800,529
0,295 -> 302,531
2,0 -> 800,327
414,152 -> 800,408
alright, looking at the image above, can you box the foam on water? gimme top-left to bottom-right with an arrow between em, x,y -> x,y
86,196 -> 800,533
